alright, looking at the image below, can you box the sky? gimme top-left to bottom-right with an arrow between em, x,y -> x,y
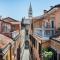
0,0 -> 60,21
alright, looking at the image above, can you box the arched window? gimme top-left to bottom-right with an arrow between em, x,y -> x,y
51,20 -> 54,28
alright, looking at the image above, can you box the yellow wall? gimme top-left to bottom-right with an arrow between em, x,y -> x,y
3,49 -> 10,60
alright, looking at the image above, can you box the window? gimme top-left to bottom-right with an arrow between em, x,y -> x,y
44,21 -> 50,28
50,17 -> 55,28
51,20 -> 54,28
45,22 -> 48,28
2,23 -> 11,33
44,30 -> 50,37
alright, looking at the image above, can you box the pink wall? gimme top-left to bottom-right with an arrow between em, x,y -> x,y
55,9 -> 60,30
0,21 -> 2,33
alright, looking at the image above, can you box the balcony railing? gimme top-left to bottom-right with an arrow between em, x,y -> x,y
12,31 -> 19,39
2,30 -> 19,39
33,27 -> 55,39
34,26 -> 54,31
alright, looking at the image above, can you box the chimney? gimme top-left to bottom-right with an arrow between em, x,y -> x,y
50,6 -> 53,8
44,10 -> 47,14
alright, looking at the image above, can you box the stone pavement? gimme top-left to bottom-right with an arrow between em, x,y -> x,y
22,49 -> 29,60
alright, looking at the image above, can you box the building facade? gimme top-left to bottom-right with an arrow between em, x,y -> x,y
0,17 -> 21,60
0,34 -> 14,60
29,4 -> 60,60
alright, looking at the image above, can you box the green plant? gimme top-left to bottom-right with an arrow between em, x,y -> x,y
42,48 -> 53,60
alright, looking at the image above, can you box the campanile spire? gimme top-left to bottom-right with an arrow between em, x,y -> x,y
28,2 -> 32,18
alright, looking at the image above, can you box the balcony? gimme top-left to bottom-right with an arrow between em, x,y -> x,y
34,26 -> 54,31
12,30 -> 19,39
33,27 -> 55,40
2,30 -> 19,39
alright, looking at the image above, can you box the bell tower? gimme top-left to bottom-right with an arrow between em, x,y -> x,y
28,2 -> 32,18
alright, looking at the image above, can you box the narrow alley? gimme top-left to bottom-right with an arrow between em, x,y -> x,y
22,49 -> 29,60
0,1 -> 60,60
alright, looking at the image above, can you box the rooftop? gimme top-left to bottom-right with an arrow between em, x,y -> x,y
48,4 -> 60,12
2,17 -> 19,22
0,34 -> 13,49
32,4 -> 60,20
9,21 -> 20,25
